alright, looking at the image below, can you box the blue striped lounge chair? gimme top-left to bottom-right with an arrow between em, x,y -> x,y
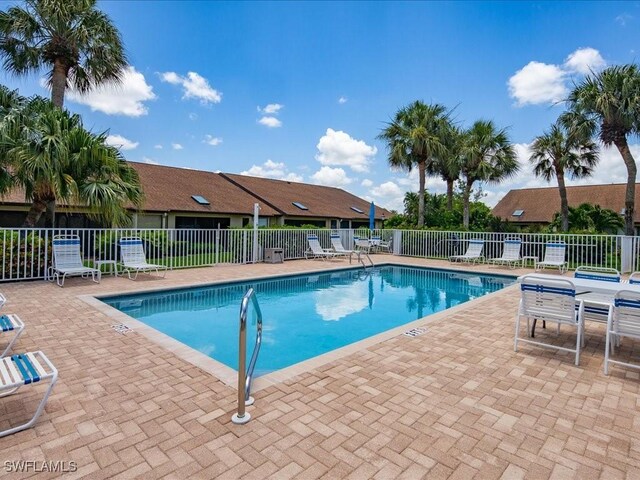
305,235 -> 342,261
51,235 -> 101,287
487,238 -> 522,269
515,275 -> 585,366
535,242 -> 568,274
449,239 -> 484,264
605,290 -> 640,375
0,351 -> 58,437
119,237 -> 168,280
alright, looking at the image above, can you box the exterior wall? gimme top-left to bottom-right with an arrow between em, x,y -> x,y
136,214 -> 163,228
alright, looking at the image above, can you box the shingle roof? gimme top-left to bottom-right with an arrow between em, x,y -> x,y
220,173 -> 393,220
129,162 -> 281,215
492,183 -> 640,223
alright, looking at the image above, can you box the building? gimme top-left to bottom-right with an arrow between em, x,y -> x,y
0,162 -> 393,229
492,183 -> 638,229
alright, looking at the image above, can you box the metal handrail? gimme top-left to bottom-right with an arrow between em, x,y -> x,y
358,252 -> 374,269
231,287 -> 263,425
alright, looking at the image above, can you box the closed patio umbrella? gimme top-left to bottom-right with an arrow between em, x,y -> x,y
369,201 -> 375,230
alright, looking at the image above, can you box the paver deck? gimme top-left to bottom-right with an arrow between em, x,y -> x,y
1,256 -> 639,479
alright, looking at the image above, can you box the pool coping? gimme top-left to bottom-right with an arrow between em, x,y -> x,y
79,261 -> 518,394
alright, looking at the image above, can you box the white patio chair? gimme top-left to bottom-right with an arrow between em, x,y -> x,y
354,237 -> 372,254
628,272 -> 640,285
119,237 -> 168,280
514,275 -> 585,366
535,242 -> 568,274
487,238 -> 522,268
371,235 -> 392,253
50,235 -> 101,287
329,234 -> 354,259
573,267 -> 621,325
449,239 -> 484,264
0,314 -> 24,358
304,235 -> 342,261
0,351 -> 58,437
604,290 -> 640,375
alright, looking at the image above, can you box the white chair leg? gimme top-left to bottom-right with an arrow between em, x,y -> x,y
514,313 -> 521,352
575,322 -> 582,366
0,326 -> 24,358
0,375 -> 57,438
604,328 -> 612,375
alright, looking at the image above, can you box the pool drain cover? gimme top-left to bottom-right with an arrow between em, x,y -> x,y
111,323 -> 133,334
403,326 -> 428,337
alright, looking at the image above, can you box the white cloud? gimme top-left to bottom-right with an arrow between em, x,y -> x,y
189,112 -> 198,120
171,143 -> 183,150
259,103 -> 283,114
369,181 -> 405,211
65,66 -> 156,116
204,135 -> 223,146
309,166 -> 353,187
258,116 -> 282,128
241,159 -> 303,182
142,156 -> 159,165
361,179 -> 373,187
315,128 -> 377,173
508,48 -> 607,106
338,96 -> 348,104
105,134 -> 138,150
508,61 -> 567,106
615,13 -> 633,26
160,71 -> 222,104
564,48 -> 606,75
154,144 -> 163,149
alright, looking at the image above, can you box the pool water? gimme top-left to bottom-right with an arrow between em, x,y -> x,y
102,266 -> 515,376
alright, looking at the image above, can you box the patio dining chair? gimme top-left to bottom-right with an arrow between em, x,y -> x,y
514,275 -> 585,366
573,266 -> 621,325
604,290 -> 640,375
119,237 -> 168,280
50,235 -> 101,287
0,351 -> 58,437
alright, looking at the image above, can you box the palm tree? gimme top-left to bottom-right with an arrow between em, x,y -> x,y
0,0 -> 127,108
430,124 -> 462,211
0,91 -> 143,227
459,120 -> 518,229
378,101 -> 450,227
529,121 -> 599,232
563,64 -> 640,235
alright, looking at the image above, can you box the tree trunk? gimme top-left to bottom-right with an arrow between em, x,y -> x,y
614,137 -> 637,235
463,179 -> 473,229
51,58 -> 69,108
446,178 -> 454,211
556,170 -> 569,232
22,196 -> 47,227
417,160 -> 426,227
44,199 -> 56,228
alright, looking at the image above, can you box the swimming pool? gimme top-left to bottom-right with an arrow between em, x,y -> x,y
101,266 -> 515,376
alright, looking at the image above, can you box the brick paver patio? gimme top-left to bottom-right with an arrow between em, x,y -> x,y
1,257 -> 639,479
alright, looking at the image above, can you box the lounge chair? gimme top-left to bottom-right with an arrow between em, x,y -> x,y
449,239 -> 484,264
329,234 -> 354,259
628,272 -> 640,285
50,235 -> 101,287
0,313 -> 24,358
119,237 -> 168,280
604,290 -> 640,375
487,238 -> 522,268
304,235 -> 342,261
514,275 -> 585,366
0,351 -> 58,437
535,242 -> 568,274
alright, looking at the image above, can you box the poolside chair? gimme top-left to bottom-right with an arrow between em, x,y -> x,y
119,237 -> 168,280
514,275 -> 585,366
0,314 -> 24,359
535,242 -> 568,274
487,238 -> 522,268
573,266 -> 621,324
329,234 -> 354,259
50,235 -> 101,287
449,239 -> 484,264
304,235 -> 342,261
628,272 -> 640,285
371,236 -> 392,253
0,351 -> 58,437
604,290 -> 640,375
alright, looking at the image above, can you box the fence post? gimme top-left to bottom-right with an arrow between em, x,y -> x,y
621,236 -> 634,273
393,230 -> 401,255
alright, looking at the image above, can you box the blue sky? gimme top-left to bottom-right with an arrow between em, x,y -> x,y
2,1 -> 640,211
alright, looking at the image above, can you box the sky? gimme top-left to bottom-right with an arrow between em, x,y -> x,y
1,0 -> 640,212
